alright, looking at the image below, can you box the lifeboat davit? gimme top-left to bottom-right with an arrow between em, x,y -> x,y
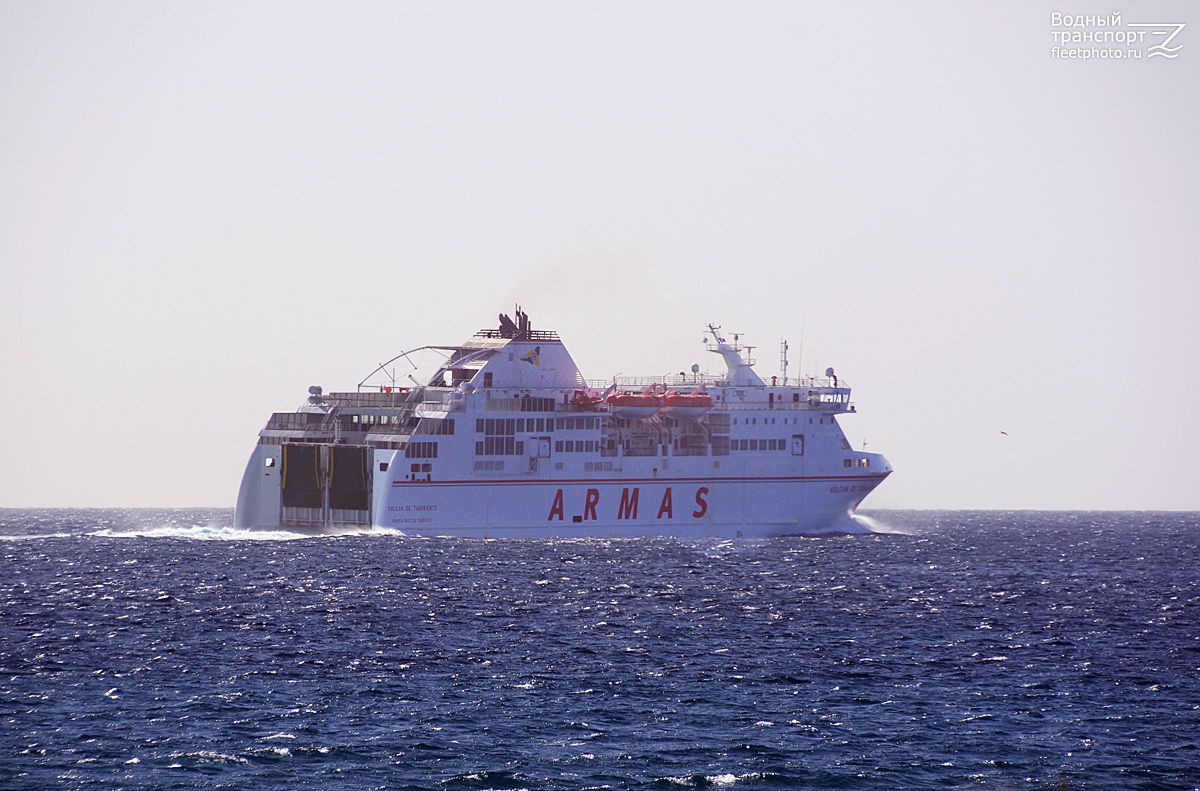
661,388 -> 714,419
605,392 -> 662,419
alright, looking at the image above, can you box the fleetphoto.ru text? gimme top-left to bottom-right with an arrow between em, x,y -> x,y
1050,11 -> 1186,60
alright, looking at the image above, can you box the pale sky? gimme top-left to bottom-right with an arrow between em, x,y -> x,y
2,1 -> 1197,510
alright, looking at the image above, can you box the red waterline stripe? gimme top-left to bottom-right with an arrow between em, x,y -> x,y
394,473 -> 889,487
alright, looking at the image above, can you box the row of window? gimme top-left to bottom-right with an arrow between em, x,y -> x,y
478,417 -> 552,435
405,441 -> 438,459
377,461 -> 431,474
559,417 -> 602,430
476,437 -> 526,456
344,413 -> 415,429
732,416 -> 814,425
556,440 -> 599,453
731,438 -> 791,451
483,395 -> 556,412
844,458 -> 871,467
474,416 -> 603,434
350,414 -> 392,424
414,419 -> 455,435
520,396 -> 555,412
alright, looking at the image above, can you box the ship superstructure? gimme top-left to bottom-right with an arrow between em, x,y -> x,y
235,309 -> 891,537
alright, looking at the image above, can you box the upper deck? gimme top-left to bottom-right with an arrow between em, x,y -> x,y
257,309 -> 856,450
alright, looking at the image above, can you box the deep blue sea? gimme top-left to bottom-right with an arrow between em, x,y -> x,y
1,510 -> 1197,791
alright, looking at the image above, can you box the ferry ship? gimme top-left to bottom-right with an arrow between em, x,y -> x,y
234,309 -> 891,537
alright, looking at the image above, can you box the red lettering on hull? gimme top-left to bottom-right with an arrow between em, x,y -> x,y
617,488 -> 639,519
657,488 -> 673,519
548,489 -> 564,521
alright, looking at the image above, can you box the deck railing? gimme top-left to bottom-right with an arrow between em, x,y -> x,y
582,375 -> 844,390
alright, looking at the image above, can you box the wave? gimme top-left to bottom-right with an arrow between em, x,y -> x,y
846,511 -> 908,534
87,523 -> 416,541
87,524 -> 313,540
0,532 -> 77,540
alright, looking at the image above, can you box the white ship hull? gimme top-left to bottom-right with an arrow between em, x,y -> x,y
378,474 -> 885,539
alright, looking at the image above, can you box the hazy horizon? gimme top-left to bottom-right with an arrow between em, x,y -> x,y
2,2 -> 1197,510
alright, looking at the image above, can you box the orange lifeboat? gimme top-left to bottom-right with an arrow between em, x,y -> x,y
661,387 -> 714,419
604,391 -> 662,419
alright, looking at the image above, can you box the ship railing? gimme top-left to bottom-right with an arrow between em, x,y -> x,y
325,391 -> 416,408
473,328 -> 561,340
265,412 -> 335,431
365,426 -> 415,437
582,376 -> 715,389
713,400 -> 854,412
552,399 -> 853,415
582,375 -> 844,390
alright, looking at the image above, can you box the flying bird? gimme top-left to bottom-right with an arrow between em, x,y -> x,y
999,431 -> 1009,436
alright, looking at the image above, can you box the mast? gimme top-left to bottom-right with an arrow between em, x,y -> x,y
780,339 -> 789,386
705,324 -> 765,387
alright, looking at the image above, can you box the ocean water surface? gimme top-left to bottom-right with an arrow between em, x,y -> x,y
1,509 -> 1197,790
